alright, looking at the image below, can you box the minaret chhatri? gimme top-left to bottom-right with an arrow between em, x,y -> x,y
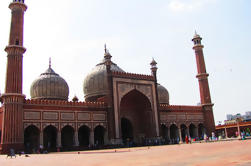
192,32 -> 215,136
0,0 -> 27,153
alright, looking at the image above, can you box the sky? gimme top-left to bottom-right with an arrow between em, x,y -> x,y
0,0 -> 250,124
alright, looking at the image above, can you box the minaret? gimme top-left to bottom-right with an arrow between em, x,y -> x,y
192,32 -> 215,136
150,58 -> 160,137
0,0 -> 27,153
104,45 -> 116,143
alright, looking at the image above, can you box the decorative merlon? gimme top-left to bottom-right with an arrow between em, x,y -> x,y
112,71 -> 155,81
25,99 -> 107,108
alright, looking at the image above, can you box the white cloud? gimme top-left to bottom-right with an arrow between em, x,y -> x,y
168,0 -> 216,12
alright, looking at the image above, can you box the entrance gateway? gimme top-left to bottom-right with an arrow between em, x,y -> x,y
120,90 -> 155,144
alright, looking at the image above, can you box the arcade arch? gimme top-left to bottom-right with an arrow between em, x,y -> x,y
78,125 -> 90,147
170,124 -> 179,143
189,123 -> 197,138
198,123 -> 205,140
94,125 -> 105,146
61,125 -> 74,148
160,124 -> 168,142
43,125 -> 57,149
24,125 -> 40,151
180,124 -> 187,142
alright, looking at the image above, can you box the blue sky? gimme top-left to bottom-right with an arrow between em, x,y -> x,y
0,0 -> 250,124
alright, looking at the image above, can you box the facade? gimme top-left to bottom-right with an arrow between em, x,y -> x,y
0,1 -> 215,154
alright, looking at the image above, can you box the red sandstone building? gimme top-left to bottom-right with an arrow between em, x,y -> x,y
0,0 -> 215,153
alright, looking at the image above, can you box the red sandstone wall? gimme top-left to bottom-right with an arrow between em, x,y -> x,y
159,104 -> 203,112
0,107 -> 3,131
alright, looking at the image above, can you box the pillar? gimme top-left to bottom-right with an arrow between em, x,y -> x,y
167,127 -> 170,141
40,132 -> 43,146
104,130 -> 109,145
74,131 -> 79,146
178,127 -> 183,144
224,127 -> 228,139
195,127 -> 199,138
89,129 -> 94,146
186,128 -> 190,137
57,131 -> 61,147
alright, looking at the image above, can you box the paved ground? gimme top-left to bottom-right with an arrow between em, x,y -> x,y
1,139 -> 251,166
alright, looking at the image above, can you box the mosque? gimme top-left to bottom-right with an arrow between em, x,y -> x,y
0,0 -> 215,153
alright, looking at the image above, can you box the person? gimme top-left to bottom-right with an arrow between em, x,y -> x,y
176,137 -> 179,144
7,148 -> 16,158
188,136 -> 191,144
185,136 -> 189,144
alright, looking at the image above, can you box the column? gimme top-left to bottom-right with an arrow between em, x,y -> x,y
195,127 -> 199,138
167,127 -> 170,141
178,127 -> 183,144
40,132 -> 43,146
57,131 -> 61,147
186,128 -> 190,137
75,131 -> 79,146
224,127 -> 228,139
89,129 -> 94,146
104,130 -> 109,145
237,122 -> 241,138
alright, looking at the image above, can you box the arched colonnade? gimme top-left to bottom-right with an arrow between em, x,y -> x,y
160,123 -> 206,144
24,123 -> 108,151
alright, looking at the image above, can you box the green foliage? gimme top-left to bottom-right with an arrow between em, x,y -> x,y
245,128 -> 250,133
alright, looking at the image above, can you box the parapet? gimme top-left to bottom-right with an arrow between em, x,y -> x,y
112,71 -> 155,81
25,99 -> 106,108
160,104 -> 203,112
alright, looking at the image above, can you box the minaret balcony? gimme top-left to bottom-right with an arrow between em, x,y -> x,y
9,1 -> 27,11
196,73 -> 209,80
5,45 -> 26,55
192,44 -> 204,50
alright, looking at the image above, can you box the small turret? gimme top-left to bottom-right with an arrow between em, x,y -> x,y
150,58 -> 158,79
72,95 -> 79,102
104,44 -> 112,66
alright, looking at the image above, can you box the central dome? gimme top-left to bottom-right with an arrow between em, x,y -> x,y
83,51 -> 124,101
30,65 -> 69,100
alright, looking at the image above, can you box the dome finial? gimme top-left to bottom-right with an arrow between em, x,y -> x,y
193,30 -> 201,39
150,57 -> 157,66
49,57 -> 51,68
104,43 -> 107,53
104,44 -> 112,60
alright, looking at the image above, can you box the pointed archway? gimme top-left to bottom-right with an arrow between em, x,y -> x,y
121,118 -> 133,144
94,125 -> 105,146
61,125 -> 74,149
43,125 -> 57,149
189,123 -> 197,139
160,124 -> 168,143
198,123 -> 205,140
180,124 -> 187,142
120,89 -> 154,144
24,125 -> 40,152
78,125 -> 90,147
170,124 -> 178,144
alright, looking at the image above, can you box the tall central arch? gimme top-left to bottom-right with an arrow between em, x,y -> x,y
120,89 -> 154,144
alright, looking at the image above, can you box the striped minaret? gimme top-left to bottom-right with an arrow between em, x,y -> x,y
1,0 -> 27,154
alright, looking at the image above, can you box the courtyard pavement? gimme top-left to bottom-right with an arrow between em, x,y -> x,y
1,139 -> 251,166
